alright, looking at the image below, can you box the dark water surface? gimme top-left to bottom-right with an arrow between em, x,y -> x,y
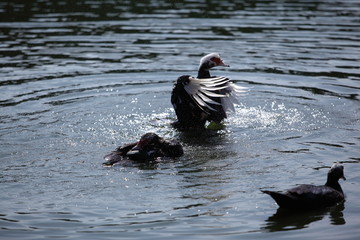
1,0 -> 360,239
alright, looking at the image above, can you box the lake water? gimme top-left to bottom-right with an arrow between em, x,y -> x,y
1,0 -> 359,239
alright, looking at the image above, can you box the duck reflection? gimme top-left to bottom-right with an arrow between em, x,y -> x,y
262,202 -> 345,232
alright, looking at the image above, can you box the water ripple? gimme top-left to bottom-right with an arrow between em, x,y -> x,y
1,1 -> 360,239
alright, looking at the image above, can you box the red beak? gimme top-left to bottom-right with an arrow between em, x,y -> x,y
219,58 -> 229,67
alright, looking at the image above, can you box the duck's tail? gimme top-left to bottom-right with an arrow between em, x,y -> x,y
261,190 -> 296,208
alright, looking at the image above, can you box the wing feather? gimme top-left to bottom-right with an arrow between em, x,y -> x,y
192,94 -> 217,111
183,76 -> 248,113
197,92 -> 221,105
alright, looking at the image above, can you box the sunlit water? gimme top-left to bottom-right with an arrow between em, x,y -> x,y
1,0 -> 360,239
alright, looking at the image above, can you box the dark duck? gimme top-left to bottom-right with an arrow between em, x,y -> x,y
171,53 -> 247,129
262,163 -> 346,209
103,132 -> 184,166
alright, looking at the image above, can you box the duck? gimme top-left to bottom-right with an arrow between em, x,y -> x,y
262,163 -> 346,209
171,53 -> 247,129
103,132 -> 184,166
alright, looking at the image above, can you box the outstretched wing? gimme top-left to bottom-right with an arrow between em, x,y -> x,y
184,76 -> 248,114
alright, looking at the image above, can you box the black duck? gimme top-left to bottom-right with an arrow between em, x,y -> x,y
103,133 -> 184,166
171,53 -> 247,129
262,163 -> 346,209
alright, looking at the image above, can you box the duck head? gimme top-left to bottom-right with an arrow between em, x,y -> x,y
197,53 -> 229,78
126,132 -> 163,161
199,53 -> 230,69
325,163 -> 346,194
328,163 -> 346,181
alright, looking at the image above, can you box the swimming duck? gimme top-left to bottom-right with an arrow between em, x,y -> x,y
103,132 -> 184,166
171,53 -> 247,129
262,163 -> 346,209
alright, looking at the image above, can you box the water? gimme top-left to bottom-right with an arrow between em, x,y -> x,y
1,0 -> 360,239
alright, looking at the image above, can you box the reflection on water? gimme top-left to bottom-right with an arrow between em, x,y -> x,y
1,0 -> 360,239
263,203 -> 346,232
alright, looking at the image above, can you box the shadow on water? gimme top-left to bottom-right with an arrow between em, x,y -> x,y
262,202 -> 346,232
176,128 -> 228,146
